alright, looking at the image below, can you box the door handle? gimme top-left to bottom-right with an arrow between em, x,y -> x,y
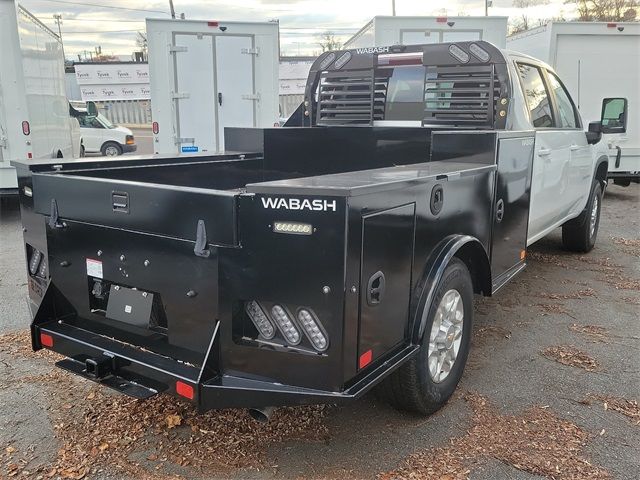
538,148 -> 551,156
218,92 -> 222,106
570,144 -> 580,151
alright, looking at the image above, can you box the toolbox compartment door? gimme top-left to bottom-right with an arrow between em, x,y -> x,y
358,203 -> 416,368
32,173 -> 239,247
490,134 -> 534,291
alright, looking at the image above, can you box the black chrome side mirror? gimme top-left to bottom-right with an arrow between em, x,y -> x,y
600,97 -> 628,134
586,121 -> 602,145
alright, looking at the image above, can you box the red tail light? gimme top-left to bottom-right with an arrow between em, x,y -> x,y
207,21 -> 219,27
152,121 -> 159,134
176,381 -> 194,400
40,332 -> 54,348
22,121 -> 30,135
436,17 -> 448,23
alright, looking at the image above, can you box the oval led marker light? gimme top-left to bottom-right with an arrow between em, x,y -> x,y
152,121 -> 159,134
22,121 -> 30,135
469,43 -> 490,62
297,308 -> 328,352
245,300 -> 275,340
271,305 -> 301,345
448,44 -> 470,63
273,222 -> 312,235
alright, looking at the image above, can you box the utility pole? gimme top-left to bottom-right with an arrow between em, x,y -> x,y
485,0 -> 492,16
53,14 -> 66,63
169,0 -> 176,19
392,0 -> 396,16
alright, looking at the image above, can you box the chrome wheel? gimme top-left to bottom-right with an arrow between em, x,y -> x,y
428,289 -> 464,383
590,194 -> 599,238
104,145 -> 119,156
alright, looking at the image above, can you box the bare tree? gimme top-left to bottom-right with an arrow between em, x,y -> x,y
510,0 -> 552,34
316,32 -> 342,52
567,0 -> 638,21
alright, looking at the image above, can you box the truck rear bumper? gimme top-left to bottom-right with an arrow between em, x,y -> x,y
33,321 -> 418,410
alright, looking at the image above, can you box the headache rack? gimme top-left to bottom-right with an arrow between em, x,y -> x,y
423,64 -> 503,127
316,71 -> 389,125
302,41 -> 510,130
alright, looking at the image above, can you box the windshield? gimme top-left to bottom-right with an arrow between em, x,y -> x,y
97,113 -> 116,129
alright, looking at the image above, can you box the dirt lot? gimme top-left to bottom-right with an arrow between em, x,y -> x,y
0,184 -> 638,480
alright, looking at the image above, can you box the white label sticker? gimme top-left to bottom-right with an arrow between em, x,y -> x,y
86,258 -> 103,279
124,305 -> 132,314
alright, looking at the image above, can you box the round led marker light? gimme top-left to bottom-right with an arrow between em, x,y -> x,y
297,309 -> 328,352
271,305 -> 301,345
245,300 -> 275,340
273,222 -> 313,235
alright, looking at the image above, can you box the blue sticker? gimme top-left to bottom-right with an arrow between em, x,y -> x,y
181,146 -> 198,153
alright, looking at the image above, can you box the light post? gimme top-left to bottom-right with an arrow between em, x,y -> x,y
53,13 -> 66,63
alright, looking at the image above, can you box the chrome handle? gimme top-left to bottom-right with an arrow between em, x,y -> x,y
538,148 -> 551,156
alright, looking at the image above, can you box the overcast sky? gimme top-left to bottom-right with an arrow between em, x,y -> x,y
20,0 -> 574,59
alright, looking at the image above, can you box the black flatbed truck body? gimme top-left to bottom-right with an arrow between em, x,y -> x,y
15,124 -> 535,411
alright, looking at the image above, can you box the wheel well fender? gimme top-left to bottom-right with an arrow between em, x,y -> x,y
410,235 -> 491,344
595,156 -> 608,188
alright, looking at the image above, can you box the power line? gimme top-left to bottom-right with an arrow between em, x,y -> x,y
36,0 -> 169,15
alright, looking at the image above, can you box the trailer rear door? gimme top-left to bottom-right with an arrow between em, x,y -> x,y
175,34 -> 217,153
215,36 -> 256,146
174,34 -> 255,154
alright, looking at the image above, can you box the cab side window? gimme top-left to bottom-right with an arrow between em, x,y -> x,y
547,72 -> 579,128
516,63 -> 553,128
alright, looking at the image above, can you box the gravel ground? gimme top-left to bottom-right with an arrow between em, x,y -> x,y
0,184 -> 638,480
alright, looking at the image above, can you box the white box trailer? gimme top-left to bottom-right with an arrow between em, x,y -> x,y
146,18 -> 280,155
0,0 -> 80,193
344,16 -> 508,50
508,22 -> 640,184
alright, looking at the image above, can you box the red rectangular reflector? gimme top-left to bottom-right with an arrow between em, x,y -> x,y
607,23 -> 617,28
359,349 -> 373,369
40,332 -> 53,348
436,17 -> 448,23
176,381 -> 194,400
207,21 -> 219,27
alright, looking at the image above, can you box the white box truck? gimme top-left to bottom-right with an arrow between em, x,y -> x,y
508,22 -> 640,186
0,0 -> 80,194
146,18 -> 280,155
344,16 -> 508,50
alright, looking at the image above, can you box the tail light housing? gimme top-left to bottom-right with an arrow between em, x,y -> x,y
22,121 -> 30,135
152,121 -> 159,134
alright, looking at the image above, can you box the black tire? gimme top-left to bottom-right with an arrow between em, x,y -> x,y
561,179 -> 602,253
101,142 -> 123,156
80,145 -> 85,158
613,178 -> 631,187
376,258 -> 474,415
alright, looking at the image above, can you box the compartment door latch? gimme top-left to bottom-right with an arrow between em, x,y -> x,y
366,270 -> 386,306
194,219 -> 211,258
48,198 -> 65,229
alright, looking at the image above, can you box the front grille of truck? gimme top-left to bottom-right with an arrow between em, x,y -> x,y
423,65 -> 501,127
316,71 -> 389,125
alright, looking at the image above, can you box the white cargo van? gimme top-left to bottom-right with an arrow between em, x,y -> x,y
0,0 -> 80,193
344,16 -> 508,50
146,18 -> 280,155
508,22 -> 640,186
75,106 -> 136,156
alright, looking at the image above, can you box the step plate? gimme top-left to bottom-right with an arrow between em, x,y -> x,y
56,358 -> 158,399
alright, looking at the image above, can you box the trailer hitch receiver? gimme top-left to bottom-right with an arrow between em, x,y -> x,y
85,356 -> 113,379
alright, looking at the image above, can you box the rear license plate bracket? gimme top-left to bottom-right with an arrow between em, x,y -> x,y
106,285 -> 154,328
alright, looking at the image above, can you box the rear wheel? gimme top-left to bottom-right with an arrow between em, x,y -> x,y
101,142 -> 122,156
562,179 -> 602,253
377,258 -> 473,415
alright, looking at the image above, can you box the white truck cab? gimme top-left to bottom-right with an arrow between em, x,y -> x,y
75,108 -> 136,156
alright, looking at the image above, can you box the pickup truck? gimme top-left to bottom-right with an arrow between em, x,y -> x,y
13,41 -> 625,421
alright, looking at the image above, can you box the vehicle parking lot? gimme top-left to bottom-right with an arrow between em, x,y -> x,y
0,184 -> 638,480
